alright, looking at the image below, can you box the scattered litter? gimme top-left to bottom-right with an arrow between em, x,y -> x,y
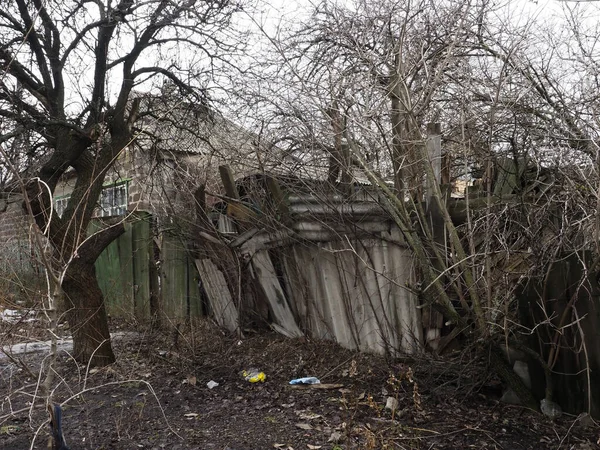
207,380 -> 219,389
289,377 -> 320,385
385,397 -> 399,412
289,383 -> 344,390
243,368 -> 266,383
297,411 -> 322,420
0,424 -> 20,434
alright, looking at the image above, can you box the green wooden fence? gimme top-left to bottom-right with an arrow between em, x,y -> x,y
94,213 -> 201,320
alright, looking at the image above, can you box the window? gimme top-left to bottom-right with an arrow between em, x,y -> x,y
99,181 -> 128,217
53,181 -> 128,218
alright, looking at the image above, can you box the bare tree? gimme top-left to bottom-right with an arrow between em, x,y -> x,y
0,0 -> 243,366
235,0 -> 600,412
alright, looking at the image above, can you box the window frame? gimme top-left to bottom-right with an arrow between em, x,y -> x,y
53,180 -> 130,219
98,180 -> 129,217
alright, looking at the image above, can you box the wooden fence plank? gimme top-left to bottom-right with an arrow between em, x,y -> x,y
251,250 -> 303,338
93,220 -> 134,317
132,213 -> 151,320
195,258 -> 238,332
161,234 -> 188,319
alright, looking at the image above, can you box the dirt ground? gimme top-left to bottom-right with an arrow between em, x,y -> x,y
1,317 -> 599,450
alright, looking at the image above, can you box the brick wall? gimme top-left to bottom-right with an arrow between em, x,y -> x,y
0,198 -> 44,303
0,198 -> 28,243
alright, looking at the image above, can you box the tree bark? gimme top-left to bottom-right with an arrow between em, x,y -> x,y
60,222 -> 125,366
63,259 -> 115,366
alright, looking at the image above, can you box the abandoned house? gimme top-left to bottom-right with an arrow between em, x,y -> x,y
0,89 -> 281,312
0,86 -> 426,359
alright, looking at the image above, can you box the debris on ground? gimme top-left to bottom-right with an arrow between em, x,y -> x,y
289,376 -> 320,385
242,368 -> 266,383
0,318 -> 598,449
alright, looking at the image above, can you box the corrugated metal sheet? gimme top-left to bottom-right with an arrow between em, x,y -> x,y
244,226 -> 422,355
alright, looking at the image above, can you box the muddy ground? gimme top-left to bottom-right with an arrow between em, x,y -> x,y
1,317 -> 598,450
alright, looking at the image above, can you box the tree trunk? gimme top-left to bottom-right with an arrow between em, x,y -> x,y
63,260 -> 115,366
24,180 -> 123,366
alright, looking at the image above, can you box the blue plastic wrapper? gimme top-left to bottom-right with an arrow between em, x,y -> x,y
289,377 -> 321,385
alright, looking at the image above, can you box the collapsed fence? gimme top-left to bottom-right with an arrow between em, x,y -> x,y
197,194 -> 423,356
2,165 -> 600,417
88,193 -> 424,357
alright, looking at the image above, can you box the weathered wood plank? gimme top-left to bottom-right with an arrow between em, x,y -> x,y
161,234 -> 188,318
218,165 -> 240,200
132,213 -> 151,320
251,250 -> 303,338
194,258 -> 239,333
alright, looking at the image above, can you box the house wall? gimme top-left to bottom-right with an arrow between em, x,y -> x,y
50,98 -> 283,226
0,198 -> 44,302
0,197 -> 28,243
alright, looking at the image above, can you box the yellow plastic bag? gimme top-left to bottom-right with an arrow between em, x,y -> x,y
242,369 -> 266,383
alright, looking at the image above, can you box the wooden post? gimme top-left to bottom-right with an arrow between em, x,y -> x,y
426,123 -> 445,242
218,164 -> 257,228
425,122 -> 445,350
265,176 -> 290,223
193,183 -> 214,232
426,123 -> 443,209
149,233 -> 161,327
219,165 -> 240,200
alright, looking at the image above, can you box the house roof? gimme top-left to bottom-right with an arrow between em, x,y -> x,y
131,92 -> 262,159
